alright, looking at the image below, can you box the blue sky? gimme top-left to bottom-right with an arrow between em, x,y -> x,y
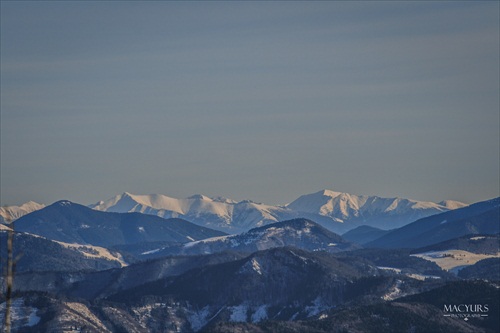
1,1 -> 499,206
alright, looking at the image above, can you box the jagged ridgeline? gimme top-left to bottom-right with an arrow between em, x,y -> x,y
88,190 -> 467,233
0,197 -> 498,332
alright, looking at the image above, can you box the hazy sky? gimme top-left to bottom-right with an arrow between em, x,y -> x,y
1,1 -> 499,206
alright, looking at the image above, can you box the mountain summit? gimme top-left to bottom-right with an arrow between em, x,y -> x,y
286,190 -> 466,230
90,190 -> 466,233
0,201 -> 45,223
12,200 -> 226,247
90,192 -> 289,233
178,218 -> 360,256
367,197 -> 499,248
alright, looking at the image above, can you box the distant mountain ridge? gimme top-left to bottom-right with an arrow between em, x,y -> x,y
141,218 -> 360,258
0,201 -> 45,223
90,190 -> 466,233
12,200 -> 226,248
90,192 -> 290,233
287,190 -> 467,231
367,197 -> 500,249
2,192 -> 497,333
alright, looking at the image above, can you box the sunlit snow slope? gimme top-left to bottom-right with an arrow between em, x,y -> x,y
91,190 -> 466,233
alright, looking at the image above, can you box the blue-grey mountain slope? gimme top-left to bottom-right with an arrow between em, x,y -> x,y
11,251 -> 248,300
139,218 -> 360,258
12,200 -> 226,248
457,257 -> 500,280
106,247 -> 390,330
0,231 -> 125,272
367,197 -> 499,249
341,225 -> 391,244
408,234 -> 500,275
411,234 -> 500,255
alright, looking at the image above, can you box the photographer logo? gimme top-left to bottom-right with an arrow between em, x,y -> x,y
443,304 -> 489,321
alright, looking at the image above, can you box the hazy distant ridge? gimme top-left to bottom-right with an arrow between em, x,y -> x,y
0,201 -> 45,223
90,190 -> 467,233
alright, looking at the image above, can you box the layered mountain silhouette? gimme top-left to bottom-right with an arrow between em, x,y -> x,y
141,218 -> 360,258
90,190 -> 465,233
367,197 -> 499,248
0,231 -> 125,272
3,194 -> 498,333
0,201 -> 45,223
342,225 -> 391,244
12,200 -> 226,247
107,247 -> 388,329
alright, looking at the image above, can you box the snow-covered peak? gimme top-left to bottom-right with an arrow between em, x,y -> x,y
286,189 -> 463,228
132,193 -> 185,212
286,190 -> 335,214
90,190 -> 469,233
0,201 -> 45,223
90,192 -> 292,233
321,189 -> 344,198
438,200 -> 468,210
18,201 -> 44,210
286,189 -> 366,218
90,192 -> 186,215
187,194 -> 212,201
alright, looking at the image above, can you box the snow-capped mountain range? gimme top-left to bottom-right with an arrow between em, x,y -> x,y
89,192 -> 290,233
0,201 -> 45,223
90,190 -> 467,233
12,200 -> 225,248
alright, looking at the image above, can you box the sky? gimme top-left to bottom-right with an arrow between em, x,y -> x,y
1,1 -> 499,207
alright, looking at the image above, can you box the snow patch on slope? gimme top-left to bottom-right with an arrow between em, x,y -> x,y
54,240 -> 128,267
229,305 -> 248,322
378,266 -> 440,280
382,280 -> 404,301
305,297 -> 327,317
184,235 -> 233,248
411,250 -> 500,272
251,305 -> 268,323
187,306 -> 210,331
0,298 -> 40,330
